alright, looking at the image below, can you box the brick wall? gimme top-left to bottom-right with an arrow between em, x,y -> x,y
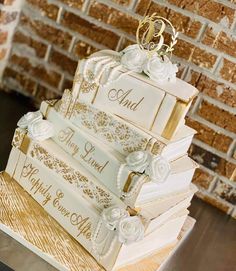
0,0 -> 23,80
1,0 -> 236,216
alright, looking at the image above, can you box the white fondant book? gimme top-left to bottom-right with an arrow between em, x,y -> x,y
9,127 -> 197,210
140,184 -> 197,220
9,128 -> 125,211
61,98 -> 196,161
6,146 -> 188,271
136,156 -> 198,204
72,50 -> 198,139
40,101 -> 144,198
40,101 -> 198,207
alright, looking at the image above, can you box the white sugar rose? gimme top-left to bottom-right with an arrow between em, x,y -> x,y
143,55 -> 178,83
121,44 -> 147,73
126,151 -> 149,173
102,206 -> 129,230
28,120 -> 54,141
17,111 -> 43,129
146,155 -> 170,183
118,216 -> 144,245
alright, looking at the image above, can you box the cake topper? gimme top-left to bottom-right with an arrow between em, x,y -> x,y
80,14 -> 179,86
136,13 -> 178,57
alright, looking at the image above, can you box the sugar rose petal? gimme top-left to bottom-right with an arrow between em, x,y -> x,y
17,111 -> 43,128
28,120 -> 54,141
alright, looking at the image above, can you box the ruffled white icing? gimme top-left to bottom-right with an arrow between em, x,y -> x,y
117,216 -> 144,245
28,120 -> 54,141
143,55 -> 178,83
125,151 -> 149,173
17,111 -> 43,128
101,206 -> 129,231
125,151 -> 170,183
121,44 -> 147,73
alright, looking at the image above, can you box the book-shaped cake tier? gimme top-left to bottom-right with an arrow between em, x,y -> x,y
71,15 -> 198,140
3,14 -> 199,271
0,171 -> 196,271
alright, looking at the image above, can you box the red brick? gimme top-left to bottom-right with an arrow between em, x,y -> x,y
3,67 -> 37,94
13,31 -> 47,58
146,1 -> 169,17
36,84 -> 61,102
192,168 -> 214,189
212,179 -> 236,205
144,2 -> 202,39
58,0 -> 84,9
20,14 -> 72,50
176,63 -> 186,79
49,49 -> 77,76
202,27 -> 236,58
27,0 -> 59,20
186,118 -> 233,153
217,160 -> 236,181
189,144 -> 236,179
0,31 -> 7,45
10,54 -> 61,88
173,39 -> 195,60
0,48 -> 6,60
196,192 -> 231,213
89,2 -> 139,36
111,0 -> 132,6
62,78 -> 73,90
167,0 -> 235,27
186,70 -> 236,108
190,47 -> 217,68
0,10 -> 17,24
0,0 -> 15,4
169,11 -> 202,39
219,58 -> 236,84
61,11 -> 120,49
197,100 -> 236,133
135,0 -> 152,16
73,40 -> 98,58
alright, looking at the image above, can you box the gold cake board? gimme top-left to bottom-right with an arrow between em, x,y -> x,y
0,171 -> 195,271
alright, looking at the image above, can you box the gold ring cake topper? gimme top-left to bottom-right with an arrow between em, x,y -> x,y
136,13 -> 178,57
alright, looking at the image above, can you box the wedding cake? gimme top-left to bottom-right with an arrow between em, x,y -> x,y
4,14 -> 198,271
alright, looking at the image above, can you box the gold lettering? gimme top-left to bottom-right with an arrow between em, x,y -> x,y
58,128 -> 79,156
70,213 -> 92,239
108,88 -> 144,111
53,190 -> 70,218
80,141 -> 109,174
21,163 -> 52,206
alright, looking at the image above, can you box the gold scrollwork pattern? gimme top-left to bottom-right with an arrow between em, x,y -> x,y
12,128 -> 27,149
71,103 -> 149,154
30,144 -> 112,208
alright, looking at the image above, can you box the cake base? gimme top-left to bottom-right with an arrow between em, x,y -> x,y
0,171 -> 195,271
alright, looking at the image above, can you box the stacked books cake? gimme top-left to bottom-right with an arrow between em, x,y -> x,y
3,14 -> 199,270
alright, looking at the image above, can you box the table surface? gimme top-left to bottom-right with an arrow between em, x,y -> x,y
0,91 -> 236,271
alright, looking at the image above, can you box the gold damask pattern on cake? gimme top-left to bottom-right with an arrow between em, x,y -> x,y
12,128 -> 27,149
72,103 -> 149,154
58,89 -> 73,117
30,143 -> 112,208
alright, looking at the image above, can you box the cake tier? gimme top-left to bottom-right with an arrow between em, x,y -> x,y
9,127 -> 197,217
72,50 -> 198,139
40,101 -> 198,206
58,93 -> 196,161
0,171 -> 195,271
10,128 -> 125,211
4,145 -> 190,270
